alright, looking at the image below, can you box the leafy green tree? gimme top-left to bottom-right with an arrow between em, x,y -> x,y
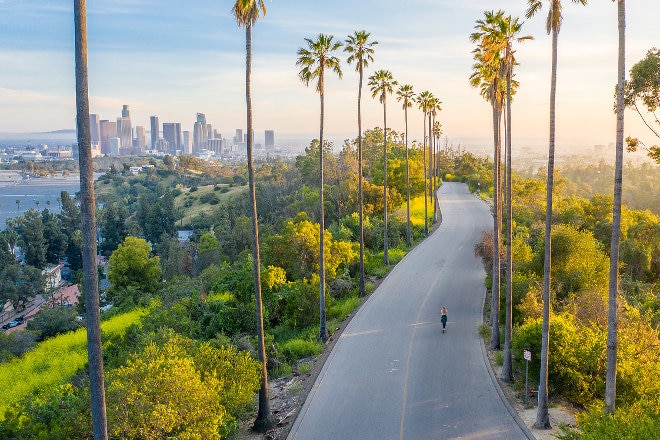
107,236 -> 162,306
297,33 -> 343,341
525,0 -> 589,428
26,306 -> 82,341
41,209 -> 68,265
232,0 -> 272,430
369,69 -> 398,266
20,209 -> 47,269
624,47 -> 660,163
264,214 -> 356,282
106,332 -> 261,439
345,30 -> 377,296
59,191 -> 83,271
0,263 -> 44,311
99,201 -> 128,256
0,234 -> 14,269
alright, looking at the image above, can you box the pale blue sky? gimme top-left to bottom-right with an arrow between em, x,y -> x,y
0,0 -> 657,151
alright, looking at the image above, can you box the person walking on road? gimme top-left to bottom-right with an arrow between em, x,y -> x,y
441,306 -> 448,333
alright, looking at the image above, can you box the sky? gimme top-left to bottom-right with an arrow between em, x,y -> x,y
0,0 -> 658,154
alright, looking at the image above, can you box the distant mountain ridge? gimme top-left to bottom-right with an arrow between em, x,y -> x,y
0,129 -> 76,143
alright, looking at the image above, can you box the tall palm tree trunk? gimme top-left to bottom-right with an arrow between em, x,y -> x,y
245,24 -> 274,431
490,97 -> 501,351
357,70 -> 366,296
427,112 -> 433,230
605,0 -> 625,415
383,103 -> 389,265
432,118 -> 437,223
422,113 -> 428,235
404,108 -> 411,247
502,70 -> 514,381
535,26 -> 559,431
319,70 -> 328,342
73,1 -> 108,438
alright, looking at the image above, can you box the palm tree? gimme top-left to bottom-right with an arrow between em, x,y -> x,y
73,1 -> 108,438
470,11 -> 507,352
344,30 -> 377,296
526,0 -> 588,429
606,0 -> 625,415
416,90 -> 433,236
368,70 -> 398,265
430,98 -> 442,223
396,84 -> 415,247
232,0 -> 274,431
297,34 -> 343,342
15,199 -> 21,212
477,10 -> 533,382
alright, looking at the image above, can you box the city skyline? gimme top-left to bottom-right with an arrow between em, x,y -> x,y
0,0 -> 658,152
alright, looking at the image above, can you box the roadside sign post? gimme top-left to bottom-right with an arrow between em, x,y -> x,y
523,349 -> 531,405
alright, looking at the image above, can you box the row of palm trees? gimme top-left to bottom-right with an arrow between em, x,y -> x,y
295,32 -> 444,358
470,0 -> 627,430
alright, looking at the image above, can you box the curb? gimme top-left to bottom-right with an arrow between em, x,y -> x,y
479,288 -> 536,440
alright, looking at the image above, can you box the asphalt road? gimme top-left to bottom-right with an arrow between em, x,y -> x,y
287,182 -> 533,440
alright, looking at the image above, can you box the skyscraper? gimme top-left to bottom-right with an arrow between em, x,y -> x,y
182,131 -> 192,155
265,130 -> 274,150
135,126 -> 146,150
150,115 -> 159,149
234,129 -> 243,146
163,122 -> 182,154
89,114 -> 100,150
99,119 -> 117,155
116,105 -> 132,155
193,113 -> 207,153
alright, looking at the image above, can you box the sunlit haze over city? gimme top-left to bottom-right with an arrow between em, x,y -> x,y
0,0 -> 658,153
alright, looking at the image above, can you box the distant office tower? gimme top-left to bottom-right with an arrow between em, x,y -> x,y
117,105 -> 132,155
109,137 -> 121,156
99,119 -> 117,155
162,122 -> 182,154
122,104 -> 130,118
135,126 -> 146,150
89,114 -> 100,149
265,130 -> 274,150
234,129 -> 243,146
193,113 -> 207,153
150,115 -> 159,149
182,131 -> 192,155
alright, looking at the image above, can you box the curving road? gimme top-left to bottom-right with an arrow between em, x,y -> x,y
287,182 -> 533,440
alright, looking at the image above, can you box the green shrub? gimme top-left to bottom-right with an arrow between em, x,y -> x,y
558,402 -> 660,440
328,295 -> 360,321
278,338 -> 323,362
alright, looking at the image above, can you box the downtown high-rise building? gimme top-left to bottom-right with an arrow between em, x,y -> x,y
89,114 -> 100,149
117,105 -> 132,155
182,131 -> 192,155
163,122 -> 182,154
265,130 -> 274,150
150,115 -> 159,149
233,129 -> 243,146
99,119 -> 117,155
193,113 -> 207,153
135,126 -> 146,150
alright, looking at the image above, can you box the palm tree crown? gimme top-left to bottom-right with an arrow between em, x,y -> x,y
297,34 -> 343,92
368,69 -> 397,104
344,31 -> 377,72
232,0 -> 266,27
